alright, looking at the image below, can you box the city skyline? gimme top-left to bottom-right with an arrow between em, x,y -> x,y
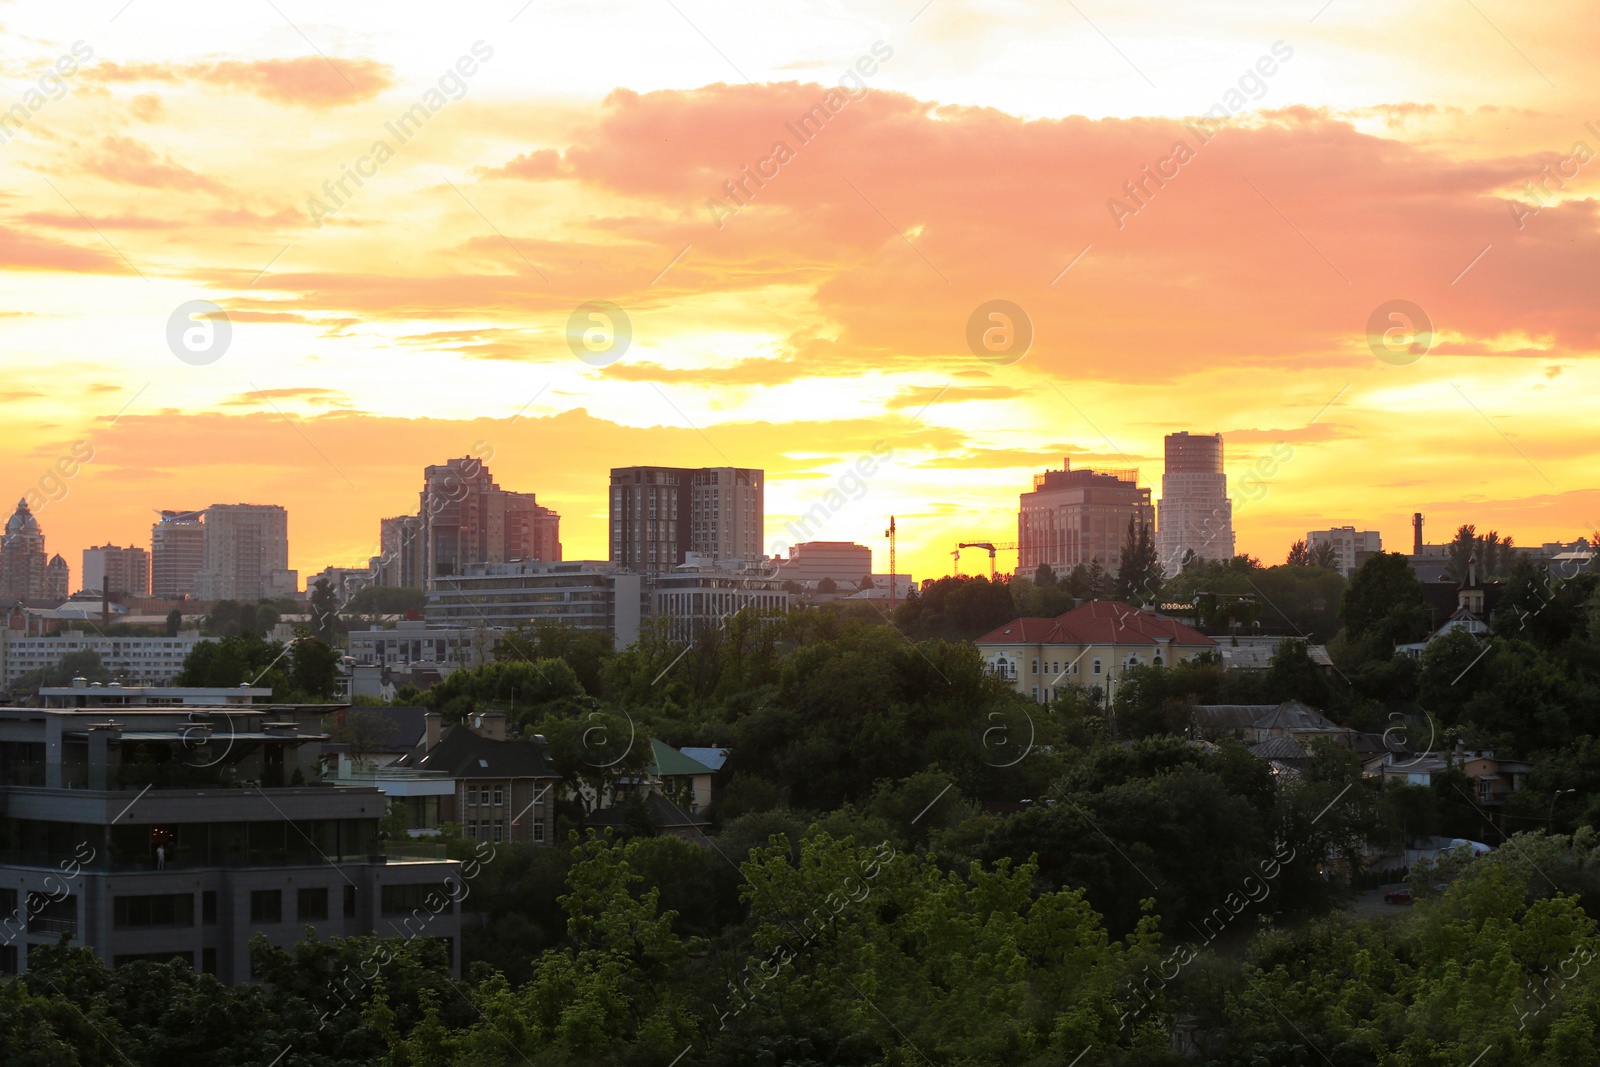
3,2 -> 1598,590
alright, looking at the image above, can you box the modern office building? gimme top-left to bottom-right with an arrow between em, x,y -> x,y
776,541 -> 873,585
0,499 -> 49,603
609,466 -> 764,573
1017,460 -> 1154,574
426,561 -> 647,646
83,545 -> 151,598
151,511 -> 207,599
416,459 -> 561,582
1,631 -> 206,689
650,565 -> 792,642
1156,432 -> 1235,575
0,695 -> 462,981
1307,527 -> 1383,577
192,505 -> 295,602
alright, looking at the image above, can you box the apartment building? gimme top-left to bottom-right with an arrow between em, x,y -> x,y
1307,527 -> 1383,577
0,700 -> 462,981
1,631 -> 205,689
1156,432 -> 1235,575
83,545 -> 151,598
1017,460 -> 1154,574
151,511 -> 206,599
610,466 -> 764,572
192,504 -> 296,602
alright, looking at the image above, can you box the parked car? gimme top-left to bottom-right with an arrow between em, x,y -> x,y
1383,889 -> 1415,905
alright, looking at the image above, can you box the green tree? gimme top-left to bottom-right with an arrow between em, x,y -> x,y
1340,551 -> 1430,653
165,607 -> 182,636
308,577 -> 339,643
1116,515 -> 1162,605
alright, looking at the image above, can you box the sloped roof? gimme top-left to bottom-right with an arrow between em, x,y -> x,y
975,601 -> 1216,648
1193,705 -> 1275,730
328,705 -> 429,753
395,723 -> 557,779
1250,737 -> 1310,760
679,746 -> 729,771
650,739 -> 714,777
973,618 -> 1064,644
1252,700 -> 1345,733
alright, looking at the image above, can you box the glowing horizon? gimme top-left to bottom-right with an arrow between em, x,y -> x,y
3,0 -> 1598,591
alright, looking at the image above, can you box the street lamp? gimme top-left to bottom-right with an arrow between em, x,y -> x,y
1550,788 -> 1577,826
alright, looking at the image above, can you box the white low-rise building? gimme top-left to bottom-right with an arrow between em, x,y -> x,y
1,630 -> 205,689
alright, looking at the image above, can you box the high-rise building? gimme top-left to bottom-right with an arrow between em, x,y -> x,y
151,510 -> 207,598
1017,459 -> 1153,574
44,555 -> 69,600
377,515 -> 424,587
192,504 -> 294,601
417,458 -> 561,582
83,544 -> 151,597
1156,432 -> 1235,575
0,499 -> 49,602
1307,527 -> 1383,577
609,466 -> 764,573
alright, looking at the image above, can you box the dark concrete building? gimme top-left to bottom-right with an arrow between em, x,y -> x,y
0,701 -> 462,982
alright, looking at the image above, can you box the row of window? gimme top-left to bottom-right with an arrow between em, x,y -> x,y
111,887 -> 356,929
465,818 -> 545,843
465,786 -> 504,807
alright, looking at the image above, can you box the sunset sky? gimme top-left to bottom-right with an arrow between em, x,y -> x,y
3,0 -> 1598,589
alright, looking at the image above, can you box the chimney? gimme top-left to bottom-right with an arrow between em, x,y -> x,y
423,711 -> 442,751
1413,512 -> 1424,556
467,712 -> 507,741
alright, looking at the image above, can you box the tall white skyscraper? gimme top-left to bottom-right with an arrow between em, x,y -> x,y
1156,432 -> 1235,575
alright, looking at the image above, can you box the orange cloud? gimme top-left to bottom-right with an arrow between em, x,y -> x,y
82,135 -> 227,193
85,57 -> 394,108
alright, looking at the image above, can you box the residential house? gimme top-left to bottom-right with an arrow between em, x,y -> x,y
391,713 -> 560,847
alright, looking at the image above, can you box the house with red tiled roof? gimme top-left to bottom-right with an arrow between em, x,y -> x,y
974,600 -> 1217,703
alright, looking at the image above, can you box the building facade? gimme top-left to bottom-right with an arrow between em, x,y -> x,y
347,620 -> 499,671
83,545 -> 151,598
44,556 -> 69,601
192,505 -> 294,602
2,632 -> 205,689
650,567 -> 792,642
418,458 -> 561,582
426,561 -> 647,646
777,541 -> 873,585
1307,527 -> 1383,577
0,701 -> 462,981
1017,461 -> 1154,574
376,515 -> 424,588
975,601 -> 1216,703
610,466 -> 764,573
151,511 -> 206,599
1156,432 -> 1234,575
0,500 -> 49,603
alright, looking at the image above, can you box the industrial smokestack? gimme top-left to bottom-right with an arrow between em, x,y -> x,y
1413,512 -> 1424,556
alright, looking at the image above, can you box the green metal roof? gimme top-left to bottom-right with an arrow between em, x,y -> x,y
649,738 -> 714,777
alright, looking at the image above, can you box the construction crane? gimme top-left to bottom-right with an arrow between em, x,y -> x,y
885,516 -> 897,611
953,541 -> 1021,580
